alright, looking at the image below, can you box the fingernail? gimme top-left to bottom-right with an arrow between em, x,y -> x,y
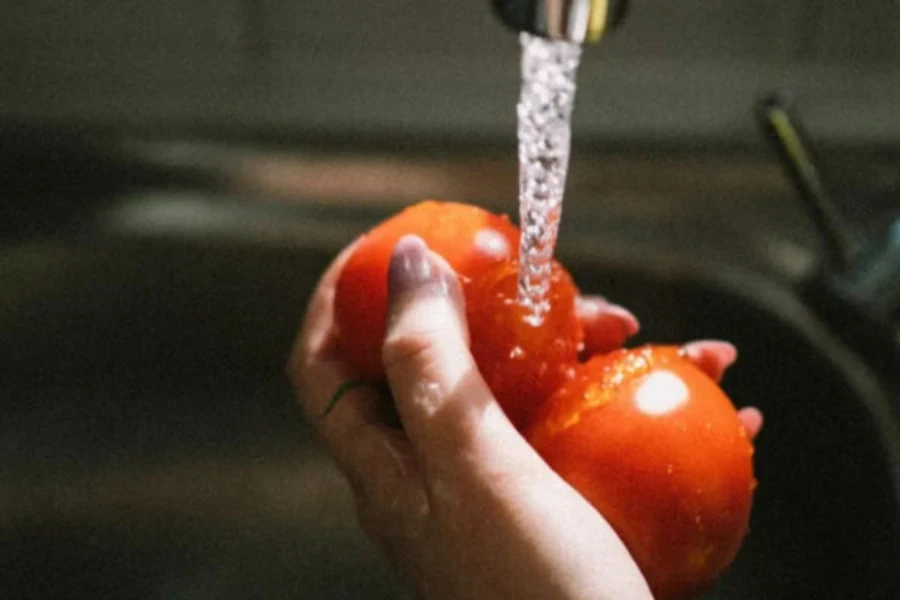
739,406 -> 764,440
681,340 -> 738,382
604,304 -> 641,337
682,340 -> 737,364
387,235 -> 467,334
388,235 -> 463,303
388,235 -> 436,297
576,296 -> 641,336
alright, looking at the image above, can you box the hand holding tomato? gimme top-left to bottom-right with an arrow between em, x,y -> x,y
298,201 -> 761,599
335,201 -> 519,379
291,235 -> 655,600
335,200 -> 586,429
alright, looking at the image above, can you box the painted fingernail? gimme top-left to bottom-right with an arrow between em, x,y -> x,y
577,296 -> 641,337
738,406 -> 764,440
604,303 -> 641,336
388,235 -> 463,305
386,235 -> 468,339
681,340 -> 738,382
388,235 -> 435,296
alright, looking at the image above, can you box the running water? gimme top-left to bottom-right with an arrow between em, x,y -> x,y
516,32 -> 582,325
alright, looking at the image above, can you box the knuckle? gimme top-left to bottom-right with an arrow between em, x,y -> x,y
382,328 -> 439,375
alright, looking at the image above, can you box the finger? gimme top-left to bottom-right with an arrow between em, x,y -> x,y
303,350 -> 420,503
287,238 -> 361,397
577,295 -> 640,358
679,341 -> 760,439
738,406 -> 764,441
681,340 -> 738,383
382,236 -> 527,478
286,238 -> 421,510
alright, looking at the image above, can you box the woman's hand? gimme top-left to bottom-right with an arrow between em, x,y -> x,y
288,235 -> 761,600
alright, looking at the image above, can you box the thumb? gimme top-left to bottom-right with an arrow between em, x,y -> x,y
382,236 -> 528,477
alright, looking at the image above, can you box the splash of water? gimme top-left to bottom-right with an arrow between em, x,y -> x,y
516,32 -> 582,325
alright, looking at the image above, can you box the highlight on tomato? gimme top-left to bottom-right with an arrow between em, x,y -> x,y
526,345 -> 757,600
334,200 -> 519,379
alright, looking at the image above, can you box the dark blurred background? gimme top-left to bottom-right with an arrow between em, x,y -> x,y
1,3 -> 899,600
1,0 -> 898,145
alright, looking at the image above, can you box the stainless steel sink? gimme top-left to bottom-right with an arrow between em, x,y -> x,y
1,133 -> 898,599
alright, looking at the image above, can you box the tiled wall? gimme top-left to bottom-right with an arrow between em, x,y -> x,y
1,0 -> 898,144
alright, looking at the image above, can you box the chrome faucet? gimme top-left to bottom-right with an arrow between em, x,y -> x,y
757,92 -> 900,325
492,0 -> 630,44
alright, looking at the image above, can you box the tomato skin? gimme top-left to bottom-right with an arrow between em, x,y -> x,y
527,346 -> 756,600
465,259 -> 583,430
335,201 -> 519,379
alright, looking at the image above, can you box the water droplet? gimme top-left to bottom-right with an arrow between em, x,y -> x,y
474,227 -> 513,260
412,381 -> 443,415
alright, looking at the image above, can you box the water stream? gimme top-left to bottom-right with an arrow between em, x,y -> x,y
516,32 -> 582,325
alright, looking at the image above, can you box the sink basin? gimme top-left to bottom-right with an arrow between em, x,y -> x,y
1,138 -> 898,599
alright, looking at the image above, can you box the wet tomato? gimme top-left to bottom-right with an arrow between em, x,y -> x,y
335,200 -> 519,379
526,345 -> 756,600
465,259 -> 583,430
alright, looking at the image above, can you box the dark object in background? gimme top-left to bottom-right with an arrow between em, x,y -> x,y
0,124 -> 213,240
757,92 -> 900,388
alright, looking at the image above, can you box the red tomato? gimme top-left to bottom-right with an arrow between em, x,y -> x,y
335,200 -> 519,379
526,346 -> 756,600
465,259 -> 583,430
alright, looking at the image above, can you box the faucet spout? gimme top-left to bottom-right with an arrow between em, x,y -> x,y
492,0 -> 630,44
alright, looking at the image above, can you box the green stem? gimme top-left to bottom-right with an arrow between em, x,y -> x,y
321,378 -> 388,420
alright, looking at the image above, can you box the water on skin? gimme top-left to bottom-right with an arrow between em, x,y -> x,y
516,33 -> 582,325
413,380 -> 444,416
